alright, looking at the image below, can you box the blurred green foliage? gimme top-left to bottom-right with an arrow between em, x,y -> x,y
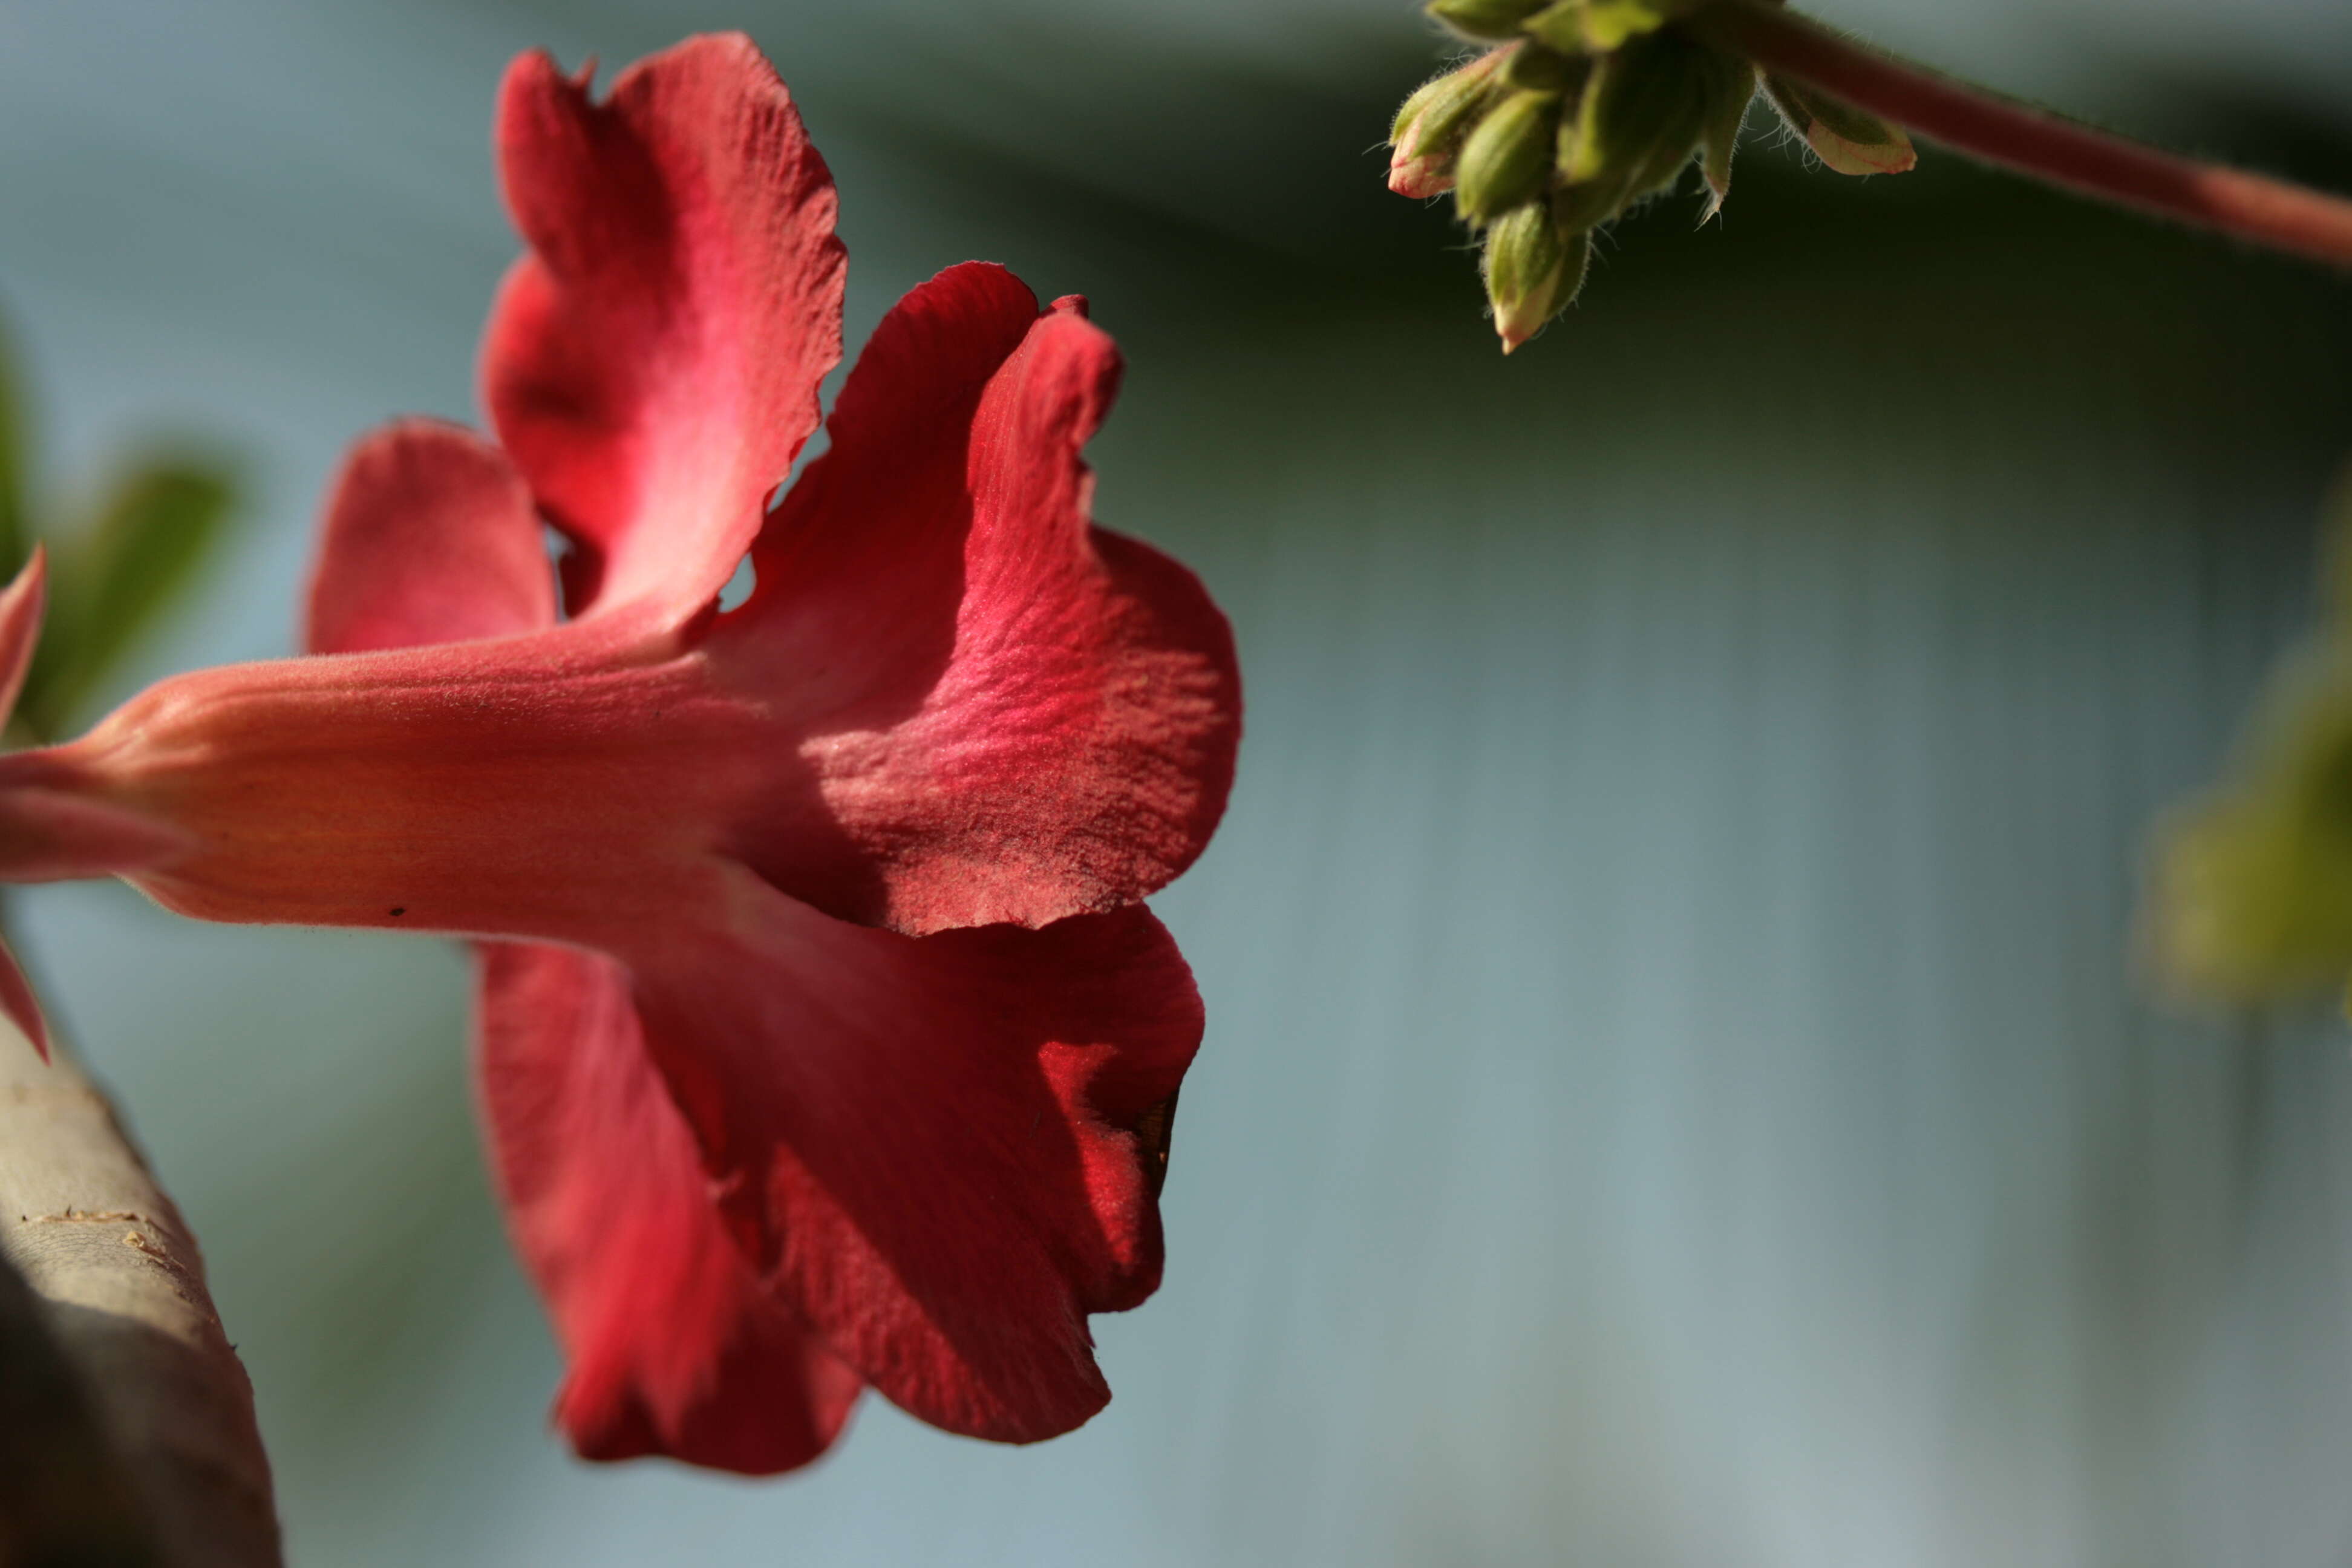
0,316 -> 27,579
2155,480 -> 2352,998
0,310 -> 237,744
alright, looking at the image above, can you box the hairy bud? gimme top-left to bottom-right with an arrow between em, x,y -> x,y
1762,73 -> 1917,175
1560,29 -> 1711,200
1483,198 -> 1593,351
1390,48 -> 1512,198
1500,42 -> 1587,94
1526,0 -> 1702,53
1455,88 -> 1566,224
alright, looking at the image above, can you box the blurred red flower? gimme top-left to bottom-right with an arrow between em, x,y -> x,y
0,33 -> 1239,1472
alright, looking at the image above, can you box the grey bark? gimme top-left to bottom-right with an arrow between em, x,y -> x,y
0,1026 -> 279,1568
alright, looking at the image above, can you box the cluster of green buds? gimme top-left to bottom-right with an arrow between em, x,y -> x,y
1389,0 -> 1916,350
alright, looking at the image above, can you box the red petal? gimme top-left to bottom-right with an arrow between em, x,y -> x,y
631,867 -> 1200,1442
0,938 -> 48,1060
0,547 -> 45,726
304,420 -> 556,656
484,34 -> 845,623
714,264 -> 1242,935
477,940 -> 863,1474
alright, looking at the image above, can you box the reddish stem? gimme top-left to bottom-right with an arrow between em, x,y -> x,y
1692,1 -> 2352,272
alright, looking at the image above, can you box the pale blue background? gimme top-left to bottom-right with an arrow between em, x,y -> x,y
2,1 -> 2351,1562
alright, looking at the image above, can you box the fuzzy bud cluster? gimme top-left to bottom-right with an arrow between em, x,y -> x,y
1389,0 -> 1917,350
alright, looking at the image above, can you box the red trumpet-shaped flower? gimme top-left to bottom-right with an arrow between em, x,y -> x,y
0,34 -> 1239,1472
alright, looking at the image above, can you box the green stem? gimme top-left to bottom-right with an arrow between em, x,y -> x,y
1690,1 -> 2352,271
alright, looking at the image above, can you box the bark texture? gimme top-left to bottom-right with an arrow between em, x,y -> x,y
0,1025 -> 278,1567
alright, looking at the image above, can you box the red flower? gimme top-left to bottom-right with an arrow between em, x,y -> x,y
0,34 -> 1240,1472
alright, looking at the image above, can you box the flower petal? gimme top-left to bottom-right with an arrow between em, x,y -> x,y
0,547 -> 44,727
0,937 -> 48,1060
484,34 -> 845,623
304,420 -> 556,657
477,940 -> 863,1474
631,866 -> 1200,1442
717,264 -> 1242,935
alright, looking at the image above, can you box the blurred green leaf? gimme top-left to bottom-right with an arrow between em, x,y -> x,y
2155,662 -> 2352,995
0,315 -> 28,578
19,458 -> 237,740
2155,480 -> 2352,998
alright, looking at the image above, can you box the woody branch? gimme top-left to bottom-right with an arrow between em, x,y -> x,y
0,1020 -> 279,1567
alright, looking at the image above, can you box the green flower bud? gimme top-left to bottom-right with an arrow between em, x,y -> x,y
1560,29 -> 1710,198
1390,48 -> 1512,197
1391,48 -> 1504,146
1526,0 -> 1700,53
1454,88 -> 1564,224
1521,2 -> 1587,56
1425,0 -> 1550,43
1481,198 -> 1593,352
1500,42 -> 1588,94
1550,171 -> 1633,232
1762,73 -> 1917,175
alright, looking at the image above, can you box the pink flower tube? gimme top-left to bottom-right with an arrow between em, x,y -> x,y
0,33 -> 1240,1474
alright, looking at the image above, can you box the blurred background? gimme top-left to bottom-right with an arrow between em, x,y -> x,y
3,0 -> 2351,1562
